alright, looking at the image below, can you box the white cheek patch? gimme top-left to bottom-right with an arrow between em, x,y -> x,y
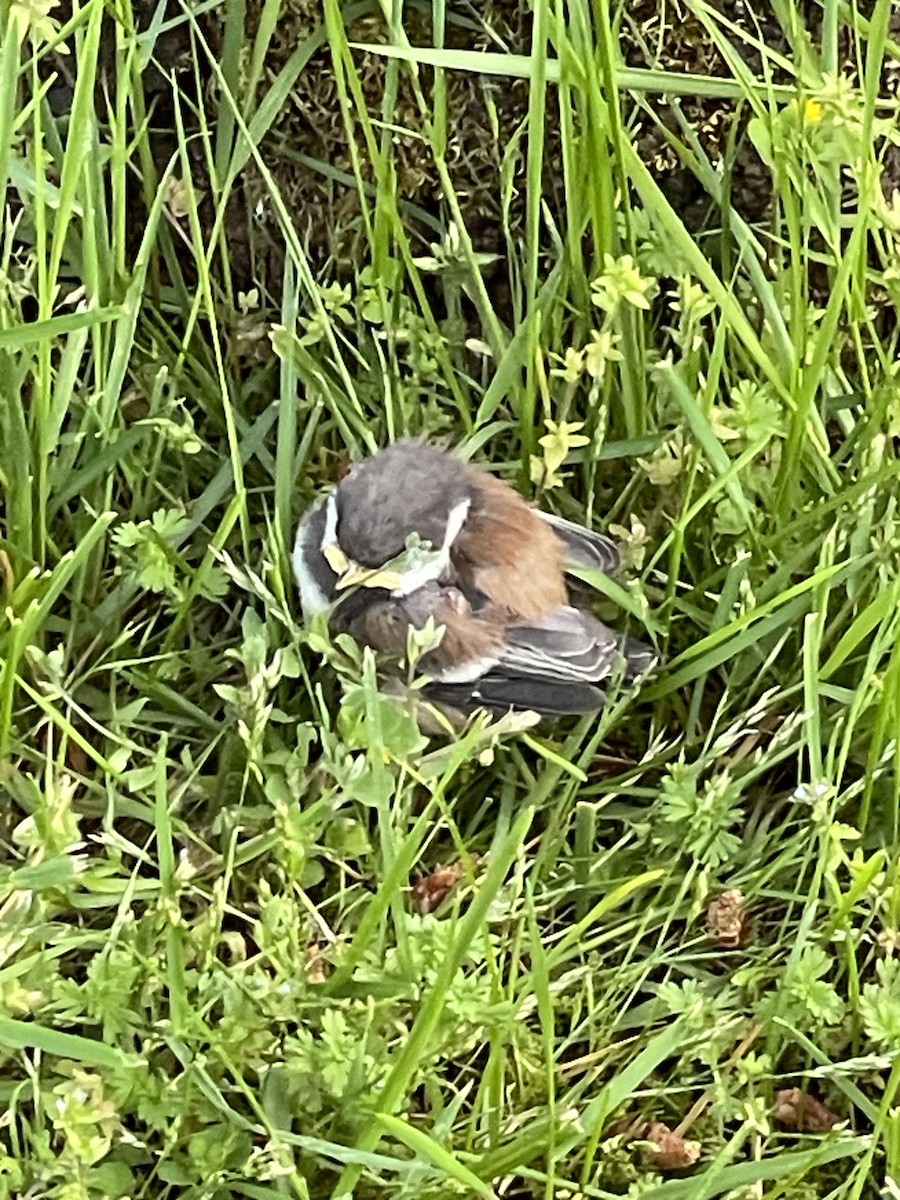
293,506 -> 332,618
321,492 -> 339,552
443,497 -> 471,552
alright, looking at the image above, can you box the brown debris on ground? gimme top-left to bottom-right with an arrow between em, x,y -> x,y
773,1088 -> 841,1132
706,887 -> 752,947
641,1121 -> 702,1170
411,861 -> 467,913
605,1115 -> 702,1172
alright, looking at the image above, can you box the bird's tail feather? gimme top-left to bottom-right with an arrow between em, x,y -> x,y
423,676 -> 605,716
617,634 -> 658,683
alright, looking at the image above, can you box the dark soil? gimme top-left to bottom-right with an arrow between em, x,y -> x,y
40,0 -> 900,301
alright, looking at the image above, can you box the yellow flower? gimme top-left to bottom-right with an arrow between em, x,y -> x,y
533,419 -> 590,488
609,515 -> 649,570
591,254 -> 654,312
550,346 -> 585,383
530,454 -> 564,490
638,433 -> 685,486
10,0 -> 61,44
584,329 -> 623,381
803,97 -> 824,124
709,407 -> 741,442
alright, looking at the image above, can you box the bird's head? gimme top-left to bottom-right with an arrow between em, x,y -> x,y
320,440 -> 472,595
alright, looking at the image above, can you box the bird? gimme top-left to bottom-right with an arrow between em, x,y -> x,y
293,439 -> 655,717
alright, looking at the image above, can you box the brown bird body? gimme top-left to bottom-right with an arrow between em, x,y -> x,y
452,470 -> 568,619
343,583 -> 506,675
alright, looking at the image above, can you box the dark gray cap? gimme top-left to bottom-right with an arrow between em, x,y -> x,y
335,440 -> 473,566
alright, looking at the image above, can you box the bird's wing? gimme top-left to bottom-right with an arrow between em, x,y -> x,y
498,610 -> 657,686
497,606 -> 622,683
425,606 -> 655,716
537,511 -> 621,574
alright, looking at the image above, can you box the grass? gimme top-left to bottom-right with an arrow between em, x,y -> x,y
0,0 -> 899,1196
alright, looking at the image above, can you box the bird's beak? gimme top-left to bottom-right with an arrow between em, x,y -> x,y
322,542 -> 349,576
334,564 -> 404,592
323,541 -> 405,592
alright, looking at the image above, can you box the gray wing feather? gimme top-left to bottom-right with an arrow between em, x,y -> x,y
538,511 -> 621,574
497,607 -> 620,683
428,615 -> 656,715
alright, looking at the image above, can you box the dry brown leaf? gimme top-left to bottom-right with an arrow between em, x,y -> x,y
411,862 -> 466,914
773,1088 -> 840,1132
706,888 -> 751,947
642,1121 -> 701,1170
